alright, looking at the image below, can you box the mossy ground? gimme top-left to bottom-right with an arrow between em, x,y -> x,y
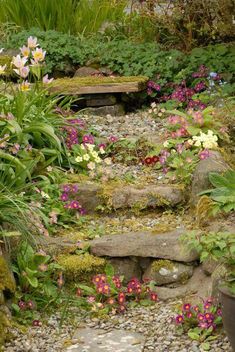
57,253 -> 106,282
0,256 -> 15,293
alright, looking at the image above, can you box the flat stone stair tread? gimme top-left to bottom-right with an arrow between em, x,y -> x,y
49,76 -> 148,95
90,229 -> 199,262
66,328 -> 145,352
76,182 -> 185,212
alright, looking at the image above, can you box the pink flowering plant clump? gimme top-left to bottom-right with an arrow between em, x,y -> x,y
75,264 -> 158,315
147,65 -> 224,111
143,106 -> 229,184
174,298 -> 222,350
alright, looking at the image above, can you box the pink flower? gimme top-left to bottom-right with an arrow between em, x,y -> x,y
175,315 -> 184,324
32,48 -> 46,62
198,149 -> 210,160
43,74 -> 54,84
60,193 -> 69,201
27,36 -> 38,49
13,66 -> 30,79
12,55 -> 27,68
87,296 -> 96,303
109,135 -> 118,143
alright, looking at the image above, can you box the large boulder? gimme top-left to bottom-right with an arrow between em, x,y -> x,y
143,260 -> 194,285
191,151 -> 229,206
90,229 -> 199,262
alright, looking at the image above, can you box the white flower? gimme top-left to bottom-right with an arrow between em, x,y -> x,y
46,166 -> 53,172
99,147 -> 105,155
163,141 -> 169,148
87,144 -> 95,150
0,48 -> 4,54
91,151 -> 99,158
75,156 -> 83,163
94,157 -> 102,163
12,55 -> 27,68
104,158 -> 112,165
0,65 -> 6,75
41,191 -> 50,199
27,36 -> 38,49
87,162 -> 96,170
83,154 -> 90,161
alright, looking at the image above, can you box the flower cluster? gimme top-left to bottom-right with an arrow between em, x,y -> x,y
143,155 -> 159,166
175,298 -> 222,341
74,143 -> 104,171
191,130 -> 218,149
76,271 -> 158,314
59,183 -> 85,215
147,80 -> 161,95
10,36 -> 52,90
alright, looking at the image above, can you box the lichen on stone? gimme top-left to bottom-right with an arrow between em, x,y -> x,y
57,253 -> 106,282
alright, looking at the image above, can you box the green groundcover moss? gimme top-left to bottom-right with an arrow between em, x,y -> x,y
57,253 -> 106,282
0,256 -> 15,293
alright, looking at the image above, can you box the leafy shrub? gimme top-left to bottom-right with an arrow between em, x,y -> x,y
3,29 -> 235,85
202,170 -> 235,213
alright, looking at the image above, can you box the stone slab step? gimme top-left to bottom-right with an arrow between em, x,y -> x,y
66,328 -> 145,352
77,182 -> 185,212
90,229 -> 199,262
49,76 -> 148,95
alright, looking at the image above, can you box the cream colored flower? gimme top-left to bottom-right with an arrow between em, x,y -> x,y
83,154 -> 90,161
187,139 -> 194,146
75,156 -> 83,163
20,45 -> 30,57
94,157 -> 102,163
104,158 -> 112,165
87,162 -> 96,170
87,144 -> 95,150
163,141 -> 169,148
99,147 -> 105,155
91,151 -> 99,158
0,64 -> 6,75
41,191 -> 50,199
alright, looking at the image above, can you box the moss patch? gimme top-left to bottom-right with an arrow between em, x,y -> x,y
0,256 -> 15,293
57,253 -> 106,282
151,259 -> 175,272
0,310 -> 11,348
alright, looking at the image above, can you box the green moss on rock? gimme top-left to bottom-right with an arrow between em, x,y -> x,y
151,259 -> 174,272
0,256 -> 15,293
0,310 -> 10,348
57,253 -> 106,282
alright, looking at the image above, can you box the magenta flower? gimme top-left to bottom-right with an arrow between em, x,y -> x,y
183,303 -> 191,311
18,300 -> 26,310
69,200 -> 81,209
175,315 -> 184,324
82,134 -> 94,144
63,184 -> 71,193
32,320 -> 42,327
197,313 -> 205,322
199,149 -> 210,160
71,184 -> 78,193
60,193 -> 69,202
217,308 -> 222,317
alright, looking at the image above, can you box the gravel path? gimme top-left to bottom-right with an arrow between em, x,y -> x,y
3,300 -> 232,352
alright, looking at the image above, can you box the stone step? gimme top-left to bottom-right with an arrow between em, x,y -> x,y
77,182 -> 185,213
89,229 -> 198,262
66,328 -> 145,352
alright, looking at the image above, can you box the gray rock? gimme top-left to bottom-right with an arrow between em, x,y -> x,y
68,327 -> 145,352
108,258 -> 142,283
86,104 -> 125,116
111,184 -> 185,209
191,151 -> 229,206
143,260 -> 194,285
35,236 -> 78,256
202,258 -> 219,276
90,229 -> 199,262
155,267 -> 212,301
74,66 -> 100,77
77,183 -> 102,212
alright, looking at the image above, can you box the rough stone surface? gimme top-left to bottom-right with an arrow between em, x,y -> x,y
111,184 -> 185,209
68,328 -> 145,352
211,263 -> 228,300
86,94 -> 117,107
90,230 -> 199,262
202,258 -> 220,276
74,66 -> 100,77
143,260 -> 194,286
155,267 -> 212,301
191,151 -> 229,206
35,236 -> 78,256
86,104 -> 125,116
77,183 -> 101,212
108,258 -> 142,283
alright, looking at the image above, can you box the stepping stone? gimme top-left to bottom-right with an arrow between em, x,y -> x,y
66,328 -> 145,352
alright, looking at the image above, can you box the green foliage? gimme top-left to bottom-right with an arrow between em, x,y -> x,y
12,241 -> 61,299
202,170 -> 235,213
3,29 -> 235,83
182,231 -> 235,294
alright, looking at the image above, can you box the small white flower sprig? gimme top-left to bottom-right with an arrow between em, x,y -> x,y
3,36 -> 53,91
